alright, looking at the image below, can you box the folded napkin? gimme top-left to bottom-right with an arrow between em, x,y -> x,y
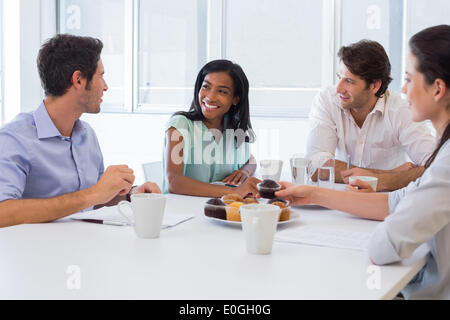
71,205 -> 194,228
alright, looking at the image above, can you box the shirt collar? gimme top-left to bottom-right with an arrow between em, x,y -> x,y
371,93 -> 387,116
33,101 -> 86,139
33,102 -> 61,139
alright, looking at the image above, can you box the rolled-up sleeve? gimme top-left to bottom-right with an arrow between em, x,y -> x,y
0,131 -> 30,202
306,90 -> 338,161
369,222 -> 402,264
369,149 -> 450,265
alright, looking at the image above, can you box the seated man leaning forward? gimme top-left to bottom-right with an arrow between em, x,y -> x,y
0,34 -> 160,228
306,39 -> 437,191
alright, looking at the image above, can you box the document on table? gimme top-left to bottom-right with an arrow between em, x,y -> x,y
275,226 -> 371,251
70,205 -> 195,228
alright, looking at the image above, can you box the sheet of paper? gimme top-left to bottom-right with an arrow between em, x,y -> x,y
275,226 -> 371,251
70,205 -> 195,228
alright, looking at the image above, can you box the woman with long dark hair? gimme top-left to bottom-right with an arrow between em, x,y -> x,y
276,25 -> 450,299
163,59 -> 260,197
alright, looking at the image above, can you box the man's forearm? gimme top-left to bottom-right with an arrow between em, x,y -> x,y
335,160 -> 398,182
0,188 -> 98,228
376,166 -> 425,191
94,194 -> 127,209
334,159 -> 355,183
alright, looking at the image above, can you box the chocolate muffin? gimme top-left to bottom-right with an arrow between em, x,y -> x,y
257,179 -> 281,199
204,198 -> 227,220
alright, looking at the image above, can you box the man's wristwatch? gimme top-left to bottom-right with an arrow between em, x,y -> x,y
126,185 -> 138,202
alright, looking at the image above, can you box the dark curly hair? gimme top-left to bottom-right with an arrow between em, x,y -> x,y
37,34 -> 103,97
338,40 -> 393,98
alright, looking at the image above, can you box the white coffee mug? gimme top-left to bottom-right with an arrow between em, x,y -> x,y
349,176 -> 378,191
260,160 -> 283,181
240,204 -> 280,255
118,193 -> 167,238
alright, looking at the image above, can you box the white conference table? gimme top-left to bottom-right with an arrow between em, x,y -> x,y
0,192 -> 427,300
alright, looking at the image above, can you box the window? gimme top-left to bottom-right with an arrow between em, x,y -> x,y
137,0 -> 207,113
56,0 -> 450,117
224,0 -> 331,117
405,0 -> 450,39
341,0 -> 403,92
57,0 -> 332,117
58,0 -> 128,112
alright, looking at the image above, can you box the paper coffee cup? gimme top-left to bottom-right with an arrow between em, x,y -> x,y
240,204 -> 280,255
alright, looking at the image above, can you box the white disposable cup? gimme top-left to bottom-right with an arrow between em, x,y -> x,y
260,160 -> 283,181
118,193 -> 167,238
349,176 -> 378,191
240,204 -> 280,255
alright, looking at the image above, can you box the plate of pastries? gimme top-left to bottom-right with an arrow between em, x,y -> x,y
204,193 -> 300,226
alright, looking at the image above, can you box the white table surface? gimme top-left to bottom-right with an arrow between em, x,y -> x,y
0,192 -> 427,300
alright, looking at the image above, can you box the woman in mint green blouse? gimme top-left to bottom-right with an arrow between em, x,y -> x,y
163,60 -> 260,197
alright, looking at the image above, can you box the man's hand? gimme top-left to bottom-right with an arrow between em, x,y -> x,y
392,162 -> 417,172
340,167 -> 376,184
134,181 -> 162,194
90,165 -> 135,205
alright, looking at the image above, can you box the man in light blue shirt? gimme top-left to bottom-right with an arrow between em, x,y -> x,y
0,34 -> 160,228
0,102 -> 104,202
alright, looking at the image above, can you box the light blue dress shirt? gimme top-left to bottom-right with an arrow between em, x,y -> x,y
369,140 -> 450,299
0,102 -> 104,211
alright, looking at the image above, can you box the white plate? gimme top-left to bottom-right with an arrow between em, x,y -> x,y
205,211 -> 300,227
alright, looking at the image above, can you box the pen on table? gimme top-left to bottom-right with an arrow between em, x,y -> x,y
81,219 -> 128,226
225,183 -> 238,188
212,182 -> 238,188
